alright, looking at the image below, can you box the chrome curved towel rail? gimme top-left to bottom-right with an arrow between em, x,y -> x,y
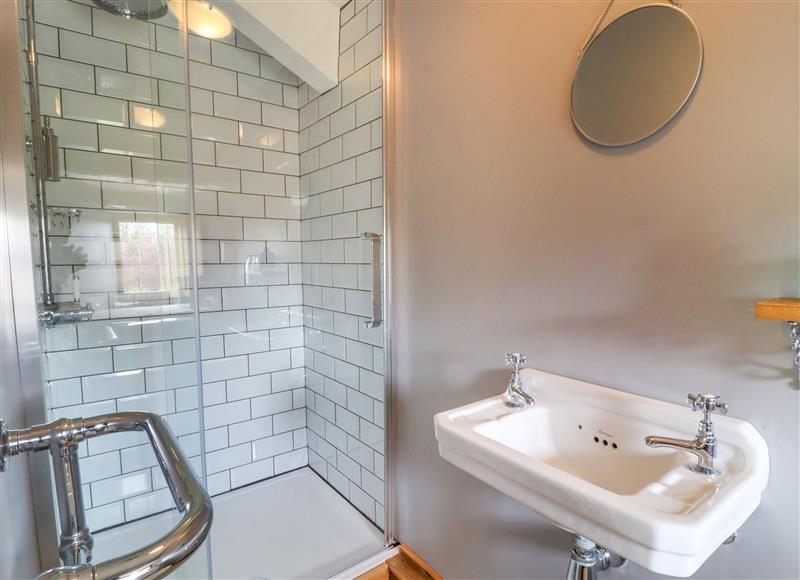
0,412 -> 213,580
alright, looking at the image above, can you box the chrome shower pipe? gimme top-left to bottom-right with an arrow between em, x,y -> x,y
50,439 -> 93,566
24,0 -> 54,307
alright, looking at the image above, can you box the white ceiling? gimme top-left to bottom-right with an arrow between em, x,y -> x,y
219,0 -> 342,92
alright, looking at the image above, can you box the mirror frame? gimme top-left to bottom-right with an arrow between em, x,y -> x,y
570,2 -> 704,147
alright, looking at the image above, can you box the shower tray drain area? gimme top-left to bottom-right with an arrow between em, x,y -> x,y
433,367 -> 769,577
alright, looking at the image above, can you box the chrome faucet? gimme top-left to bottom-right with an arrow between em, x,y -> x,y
645,393 -> 728,476
504,353 -> 535,408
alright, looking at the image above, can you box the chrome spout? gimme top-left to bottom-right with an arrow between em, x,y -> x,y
644,393 -> 728,476
645,434 -> 715,474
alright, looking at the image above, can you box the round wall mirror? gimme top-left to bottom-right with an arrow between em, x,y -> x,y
571,4 -> 703,147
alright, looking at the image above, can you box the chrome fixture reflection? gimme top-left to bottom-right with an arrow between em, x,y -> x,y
92,0 -> 168,21
645,393 -> 728,476
566,535 -> 625,580
361,232 -> 383,328
504,352 -> 535,408
48,207 -> 82,230
244,253 -> 263,285
0,412 -> 212,580
24,0 -> 93,327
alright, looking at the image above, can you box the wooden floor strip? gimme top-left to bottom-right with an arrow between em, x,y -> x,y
357,544 -> 442,580
357,562 -> 391,580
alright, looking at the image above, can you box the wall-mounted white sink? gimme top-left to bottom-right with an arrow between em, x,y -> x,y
434,368 -> 769,577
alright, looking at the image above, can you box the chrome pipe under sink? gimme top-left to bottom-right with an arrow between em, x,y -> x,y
566,535 -> 625,580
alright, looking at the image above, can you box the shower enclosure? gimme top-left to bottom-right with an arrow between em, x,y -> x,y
1,0 -> 390,576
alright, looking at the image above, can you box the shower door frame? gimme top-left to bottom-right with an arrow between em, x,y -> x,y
382,0 -> 398,549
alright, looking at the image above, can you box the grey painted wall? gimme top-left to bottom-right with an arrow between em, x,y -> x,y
390,1 -> 799,579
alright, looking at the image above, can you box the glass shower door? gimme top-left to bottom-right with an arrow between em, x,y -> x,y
17,0 -> 210,576
14,0 -> 391,576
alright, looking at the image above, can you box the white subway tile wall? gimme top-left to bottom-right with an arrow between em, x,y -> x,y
300,0 -> 385,529
24,0 -> 383,533
25,0 -> 309,532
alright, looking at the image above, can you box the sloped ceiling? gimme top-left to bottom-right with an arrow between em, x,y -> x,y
218,0 -> 343,93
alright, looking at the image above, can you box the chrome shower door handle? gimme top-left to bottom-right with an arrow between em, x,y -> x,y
361,232 -> 382,328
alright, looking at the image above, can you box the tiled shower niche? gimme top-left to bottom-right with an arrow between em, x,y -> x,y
25,0 -> 384,532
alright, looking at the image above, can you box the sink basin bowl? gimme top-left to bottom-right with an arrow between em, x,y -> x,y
434,368 -> 769,577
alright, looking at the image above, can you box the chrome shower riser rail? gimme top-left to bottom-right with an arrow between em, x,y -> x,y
24,0 -> 93,327
0,412 -> 213,580
23,0 -> 54,306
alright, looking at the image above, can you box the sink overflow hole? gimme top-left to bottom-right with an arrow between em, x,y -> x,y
591,435 -> 620,450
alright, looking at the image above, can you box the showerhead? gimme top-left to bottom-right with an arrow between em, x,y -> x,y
92,0 -> 169,21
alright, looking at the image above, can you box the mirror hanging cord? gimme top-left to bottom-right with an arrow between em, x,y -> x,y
580,0 -> 615,55
580,0 -> 683,55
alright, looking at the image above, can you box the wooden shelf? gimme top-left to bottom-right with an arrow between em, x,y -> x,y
756,298 -> 800,323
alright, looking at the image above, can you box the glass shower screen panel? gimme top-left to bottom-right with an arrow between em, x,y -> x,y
18,0 -> 210,575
